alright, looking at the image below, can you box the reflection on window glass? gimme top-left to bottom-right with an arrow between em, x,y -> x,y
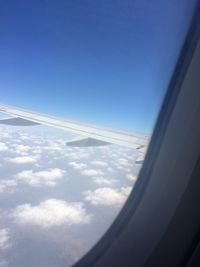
0,0 -> 197,266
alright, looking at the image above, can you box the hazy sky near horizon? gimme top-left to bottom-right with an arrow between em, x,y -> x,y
0,0 -> 197,132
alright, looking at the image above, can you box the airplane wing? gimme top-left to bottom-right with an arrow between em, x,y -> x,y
0,104 -> 149,163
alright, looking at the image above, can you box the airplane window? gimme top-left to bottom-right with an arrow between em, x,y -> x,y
0,1 -> 197,266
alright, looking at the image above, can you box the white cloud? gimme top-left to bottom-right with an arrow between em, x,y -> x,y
124,154 -> 135,161
109,152 -> 119,159
0,143 -> 9,152
69,162 -> 87,170
12,199 -> 91,228
9,144 -> 32,156
0,179 -> 17,193
19,133 -> 32,141
0,131 -> 11,139
32,147 -> 43,155
11,144 -> 30,152
91,161 -> 109,167
126,173 -> 137,182
107,167 -> 114,173
84,186 -> 132,206
66,151 -> 91,160
0,228 -> 10,250
81,169 -> 104,177
93,177 -> 117,186
117,158 -> 132,167
33,140 -> 43,145
5,156 -> 38,164
43,145 -> 63,152
15,168 -> 66,187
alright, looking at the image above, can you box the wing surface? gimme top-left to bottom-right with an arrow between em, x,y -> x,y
0,104 -> 149,162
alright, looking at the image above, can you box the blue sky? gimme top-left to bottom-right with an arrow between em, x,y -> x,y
0,0 -> 197,133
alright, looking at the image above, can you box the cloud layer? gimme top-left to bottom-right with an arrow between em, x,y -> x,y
0,126 -> 139,267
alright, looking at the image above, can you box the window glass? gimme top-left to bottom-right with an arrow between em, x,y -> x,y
0,1 -> 197,266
